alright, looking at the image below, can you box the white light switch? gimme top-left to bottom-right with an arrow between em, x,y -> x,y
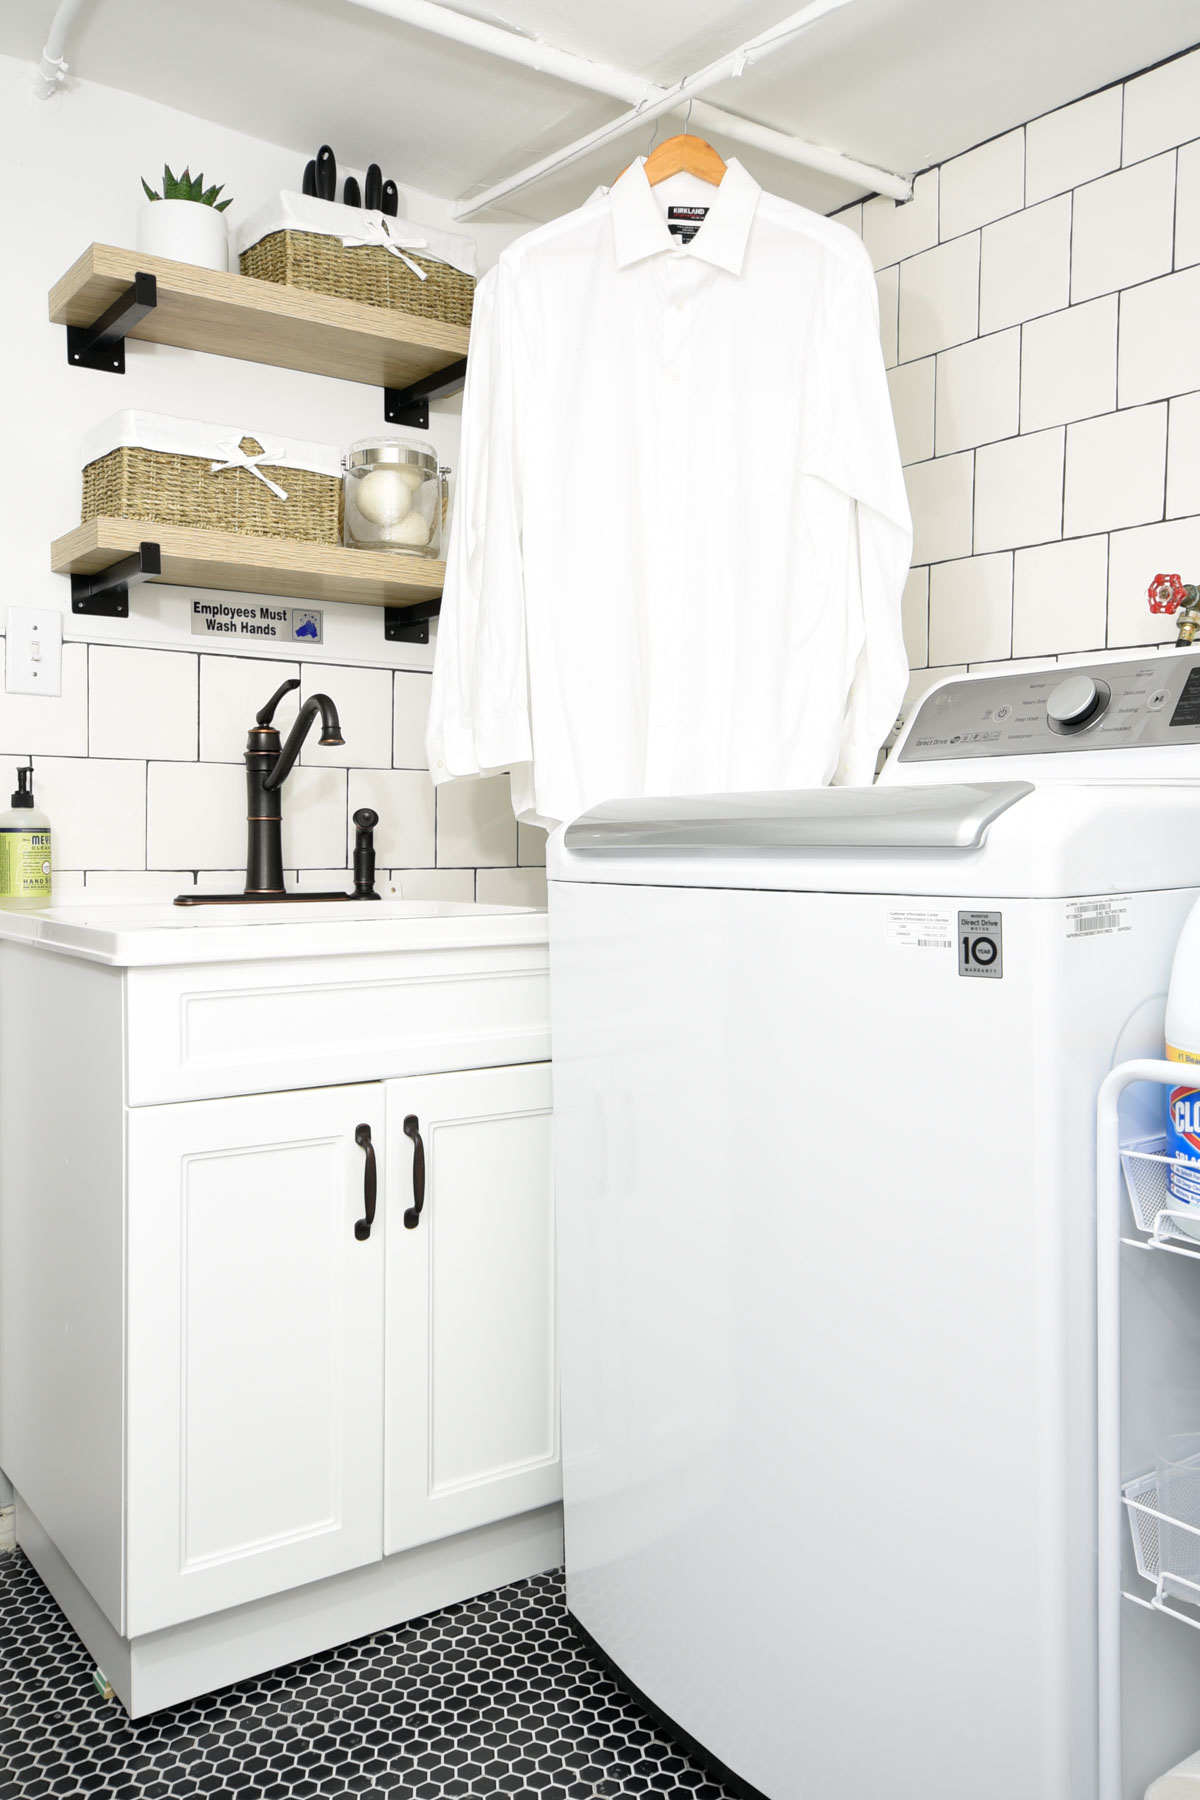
5,608 -> 63,697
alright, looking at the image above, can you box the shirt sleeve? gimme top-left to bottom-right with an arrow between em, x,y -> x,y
809,247 -> 914,786
425,269 -> 496,783
469,259 -> 535,774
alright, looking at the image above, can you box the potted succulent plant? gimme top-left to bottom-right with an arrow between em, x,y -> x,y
136,165 -> 233,271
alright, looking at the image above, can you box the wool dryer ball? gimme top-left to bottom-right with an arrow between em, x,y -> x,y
353,467 -> 413,525
381,513 -> 430,546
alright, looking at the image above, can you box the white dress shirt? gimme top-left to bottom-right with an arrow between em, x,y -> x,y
428,157 -> 912,828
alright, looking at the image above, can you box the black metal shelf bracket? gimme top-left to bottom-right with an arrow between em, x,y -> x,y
384,358 -> 468,430
66,271 -> 158,374
384,597 -> 441,645
71,542 -> 162,618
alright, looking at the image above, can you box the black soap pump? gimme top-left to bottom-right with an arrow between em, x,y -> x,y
352,808 -> 381,900
0,763 -> 52,910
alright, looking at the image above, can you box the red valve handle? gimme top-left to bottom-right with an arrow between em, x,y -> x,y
1149,572 -> 1190,614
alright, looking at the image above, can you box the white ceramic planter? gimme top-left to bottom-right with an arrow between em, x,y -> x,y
136,199 -> 229,272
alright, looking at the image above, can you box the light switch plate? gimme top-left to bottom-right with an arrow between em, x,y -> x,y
5,607 -> 63,697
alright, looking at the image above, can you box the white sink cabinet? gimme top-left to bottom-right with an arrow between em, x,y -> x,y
0,902 -> 559,1715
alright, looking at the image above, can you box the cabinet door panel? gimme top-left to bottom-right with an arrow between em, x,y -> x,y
385,1064 -> 558,1554
127,1085 -> 384,1635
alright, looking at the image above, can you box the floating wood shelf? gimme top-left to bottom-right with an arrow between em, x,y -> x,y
52,519 -> 445,609
49,244 -> 469,391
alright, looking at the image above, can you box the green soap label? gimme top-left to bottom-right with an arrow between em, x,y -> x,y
0,829 -> 51,899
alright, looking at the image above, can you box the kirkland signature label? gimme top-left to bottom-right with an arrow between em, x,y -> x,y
191,600 -> 323,643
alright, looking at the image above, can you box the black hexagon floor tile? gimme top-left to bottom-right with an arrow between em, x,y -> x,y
0,1554 -> 739,1799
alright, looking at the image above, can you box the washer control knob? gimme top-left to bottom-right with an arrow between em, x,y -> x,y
1046,674 -> 1108,732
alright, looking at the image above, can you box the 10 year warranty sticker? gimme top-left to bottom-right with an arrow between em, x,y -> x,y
958,911 -> 1003,978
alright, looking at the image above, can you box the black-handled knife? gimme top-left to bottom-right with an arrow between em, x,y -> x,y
381,179 -> 399,217
302,159 -> 318,196
364,163 -> 383,211
343,175 -> 362,208
316,144 -> 336,201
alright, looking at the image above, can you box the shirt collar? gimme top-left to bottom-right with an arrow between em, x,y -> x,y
608,156 -> 760,276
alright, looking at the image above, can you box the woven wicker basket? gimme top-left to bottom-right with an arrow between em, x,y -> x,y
82,437 -> 342,544
240,231 -> 475,327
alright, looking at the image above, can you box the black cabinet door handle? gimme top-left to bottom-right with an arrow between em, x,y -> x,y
354,1123 -> 377,1241
403,1114 -> 425,1229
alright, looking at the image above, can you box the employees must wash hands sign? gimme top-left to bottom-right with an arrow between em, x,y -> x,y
191,600 -> 323,642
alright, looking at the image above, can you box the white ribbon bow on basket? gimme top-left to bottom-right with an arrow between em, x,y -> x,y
339,212 -> 430,281
210,438 -> 290,500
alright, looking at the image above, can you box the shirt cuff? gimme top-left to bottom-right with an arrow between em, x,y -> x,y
474,713 -> 534,773
427,721 -> 480,782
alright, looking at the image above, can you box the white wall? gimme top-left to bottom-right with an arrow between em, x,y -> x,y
0,52 -> 546,908
836,44 -> 1200,716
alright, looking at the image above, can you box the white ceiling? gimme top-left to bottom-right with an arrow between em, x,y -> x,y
4,0 -> 1199,222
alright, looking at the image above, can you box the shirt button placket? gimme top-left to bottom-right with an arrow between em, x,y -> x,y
651,262 -> 694,790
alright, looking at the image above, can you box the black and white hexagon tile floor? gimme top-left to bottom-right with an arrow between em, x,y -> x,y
0,1553 -> 740,1799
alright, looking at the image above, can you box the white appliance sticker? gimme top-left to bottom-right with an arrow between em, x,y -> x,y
886,909 -> 953,949
1066,897 -> 1131,938
959,911 -> 1003,978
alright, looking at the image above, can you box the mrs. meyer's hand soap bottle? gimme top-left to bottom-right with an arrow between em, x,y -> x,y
0,764 -> 52,910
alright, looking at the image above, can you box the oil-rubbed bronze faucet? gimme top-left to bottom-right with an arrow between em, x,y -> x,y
245,678 -> 343,895
173,677 -> 375,907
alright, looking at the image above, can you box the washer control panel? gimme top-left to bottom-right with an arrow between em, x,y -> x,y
899,654 -> 1200,761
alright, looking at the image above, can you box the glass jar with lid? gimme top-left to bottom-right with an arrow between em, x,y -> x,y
342,436 -> 447,556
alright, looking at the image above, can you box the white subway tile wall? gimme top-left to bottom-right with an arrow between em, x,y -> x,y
1070,154 -> 1177,303
873,47 -> 1200,709
1118,267 -> 1200,405
0,647 -> 545,907
934,331 -> 1020,456
436,774 -> 520,869
1024,88 -> 1122,203
1123,53 -> 1200,164
978,196 -> 1071,333
1168,393 -> 1200,519
1177,142 -> 1200,269
898,232 -> 980,361
928,554 -> 1013,665
937,130 -> 1024,239
886,358 -> 935,465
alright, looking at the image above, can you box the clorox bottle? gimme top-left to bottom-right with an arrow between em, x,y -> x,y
1166,898 -> 1200,1234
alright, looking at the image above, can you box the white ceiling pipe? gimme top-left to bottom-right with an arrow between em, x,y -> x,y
451,0 -> 911,218
32,0 -> 91,97
343,0 -> 912,205
686,101 -> 911,197
345,0 -> 655,103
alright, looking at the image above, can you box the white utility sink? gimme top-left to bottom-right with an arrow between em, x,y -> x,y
0,897 -> 548,967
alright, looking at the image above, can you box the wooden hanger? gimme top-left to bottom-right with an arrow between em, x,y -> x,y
644,132 -> 726,186
618,133 -> 727,187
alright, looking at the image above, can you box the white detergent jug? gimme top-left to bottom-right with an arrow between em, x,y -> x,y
1165,897 -> 1200,1235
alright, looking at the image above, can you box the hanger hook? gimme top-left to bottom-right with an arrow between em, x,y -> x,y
647,113 -> 661,155
684,96 -> 694,131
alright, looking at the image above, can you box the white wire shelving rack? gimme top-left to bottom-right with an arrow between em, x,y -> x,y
1098,1059 -> 1200,1800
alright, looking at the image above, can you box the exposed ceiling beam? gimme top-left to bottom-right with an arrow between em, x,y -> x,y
342,0 -> 914,209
